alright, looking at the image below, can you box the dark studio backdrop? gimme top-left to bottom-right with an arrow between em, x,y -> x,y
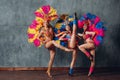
0,0 -> 120,68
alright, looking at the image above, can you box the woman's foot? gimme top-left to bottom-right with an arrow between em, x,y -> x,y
46,71 -> 52,78
68,68 -> 74,76
65,48 -> 73,52
88,67 -> 94,77
88,72 -> 91,77
74,12 -> 77,20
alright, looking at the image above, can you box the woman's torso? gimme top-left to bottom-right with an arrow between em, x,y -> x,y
41,26 -> 54,42
84,34 -> 94,43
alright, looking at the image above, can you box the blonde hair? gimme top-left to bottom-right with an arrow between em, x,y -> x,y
59,14 -> 69,20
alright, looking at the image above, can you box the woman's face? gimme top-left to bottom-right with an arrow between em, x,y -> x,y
83,20 -> 89,31
43,20 -> 49,27
83,24 -> 87,31
66,25 -> 70,31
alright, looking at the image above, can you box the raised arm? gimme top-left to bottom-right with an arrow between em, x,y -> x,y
37,29 -> 44,39
77,33 -> 83,37
55,31 -> 66,37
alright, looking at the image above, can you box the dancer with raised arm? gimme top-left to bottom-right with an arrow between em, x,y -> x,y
77,13 -> 106,76
78,21 -> 96,76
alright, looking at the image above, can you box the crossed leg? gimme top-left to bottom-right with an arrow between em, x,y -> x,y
78,43 -> 95,76
78,43 -> 95,60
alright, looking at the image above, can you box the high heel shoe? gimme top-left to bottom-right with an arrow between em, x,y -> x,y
88,67 -> 94,77
68,68 -> 74,76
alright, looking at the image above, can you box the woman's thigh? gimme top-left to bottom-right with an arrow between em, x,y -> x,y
79,43 -> 95,49
45,41 -> 53,49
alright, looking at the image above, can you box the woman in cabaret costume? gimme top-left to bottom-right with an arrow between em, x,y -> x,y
43,17 -> 79,77
78,21 -> 96,76
54,13 -> 79,76
77,13 -> 106,76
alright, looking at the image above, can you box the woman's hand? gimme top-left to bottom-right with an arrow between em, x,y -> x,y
78,33 -> 83,37
83,34 -> 86,40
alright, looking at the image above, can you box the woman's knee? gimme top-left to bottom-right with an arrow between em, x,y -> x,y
90,50 -> 95,56
78,45 -> 84,50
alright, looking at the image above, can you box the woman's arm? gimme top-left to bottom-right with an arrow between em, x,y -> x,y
59,33 -> 67,40
55,31 -> 67,37
37,30 -> 43,39
78,33 -> 83,37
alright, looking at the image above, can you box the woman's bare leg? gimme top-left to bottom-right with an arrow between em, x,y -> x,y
69,13 -> 77,48
78,43 -> 94,60
46,48 -> 56,78
69,22 -> 77,48
69,49 -> 77,75
70,49 -> 77,69
45,41 -> 73,52
88,49 -> 95,76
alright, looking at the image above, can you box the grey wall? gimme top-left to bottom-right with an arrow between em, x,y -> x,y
0,0 -> 120,67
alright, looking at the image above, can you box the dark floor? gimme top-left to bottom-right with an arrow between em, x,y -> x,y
0,69 -> 120,80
